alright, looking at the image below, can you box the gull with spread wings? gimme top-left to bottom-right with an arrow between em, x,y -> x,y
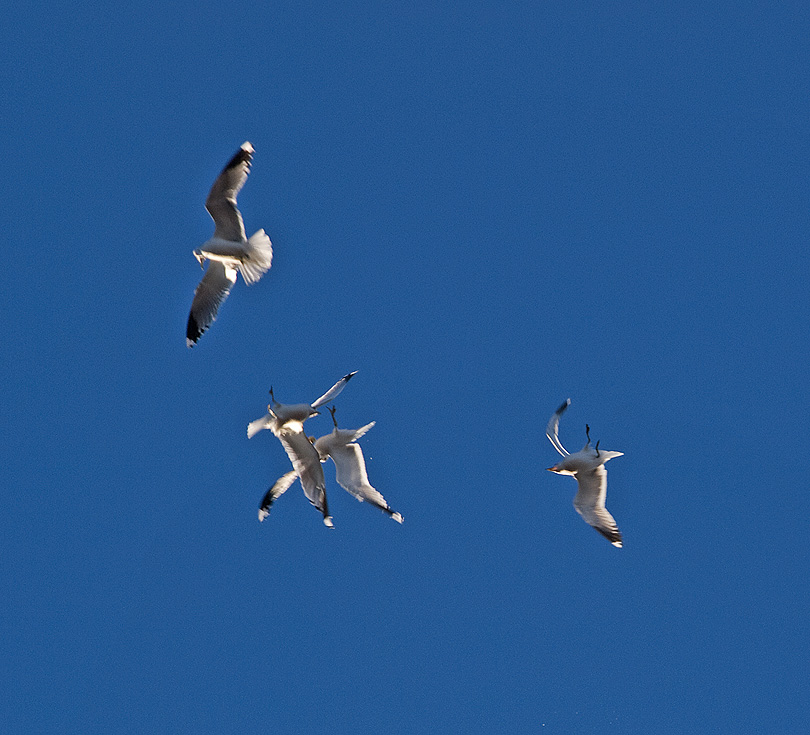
545,399 -> 624,548
186,142 -> 274,346
249,373 -> 357,527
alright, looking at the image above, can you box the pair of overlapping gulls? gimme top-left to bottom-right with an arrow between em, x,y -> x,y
546,399 -> 624,548
247,372 -> 403,527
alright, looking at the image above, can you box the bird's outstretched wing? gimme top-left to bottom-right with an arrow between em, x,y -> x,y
277,426 -> 333,527
311,371 -> 358,409
259,470 -> 297,522
205,142 -> 253,242
187,261 -> 237,347
316,424 -> 403,523
546,398 -> 571,457
573,465 -> 622,547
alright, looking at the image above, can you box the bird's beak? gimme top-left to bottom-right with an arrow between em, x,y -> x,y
546,467 -> 557,472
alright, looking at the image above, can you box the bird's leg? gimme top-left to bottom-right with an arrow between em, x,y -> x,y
585,424 -> 591,445
595,439 -> 600,458
269,386 -> 275,404
328,405 -> 338,429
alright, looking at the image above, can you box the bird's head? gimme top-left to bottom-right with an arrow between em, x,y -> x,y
192,249 -> 205,268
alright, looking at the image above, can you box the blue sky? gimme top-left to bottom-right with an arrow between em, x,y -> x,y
2,1 -> 809,732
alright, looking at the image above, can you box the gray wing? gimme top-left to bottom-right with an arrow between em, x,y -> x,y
311,371 -> 358,409
546,398 -> 571,457
277,428 -> 333,527
186,261 -> 237,347
205,142 -> 253,241
573,465 -> 622,547
316,425 -> 403,523
259,470 -> 297,522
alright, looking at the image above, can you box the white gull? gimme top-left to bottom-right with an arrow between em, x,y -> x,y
186,141 -> 273,346
545,399 -> 624,548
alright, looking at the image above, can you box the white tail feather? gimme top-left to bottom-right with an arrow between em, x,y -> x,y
240,229 -> 273,285
247,413 -> 272,438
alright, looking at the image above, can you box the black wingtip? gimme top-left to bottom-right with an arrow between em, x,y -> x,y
222,144 -> 253,173
593,525 -> 623,547
344,371 -> 358,381
258,488 -> 276,521
555,398 -> 571,415
186,314 -> 203,347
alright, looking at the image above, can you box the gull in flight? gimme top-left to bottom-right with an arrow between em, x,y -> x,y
545,399 -> 624,548
314,406 -> 403,523
186,141 -> 274,347
249,372 -> 357,526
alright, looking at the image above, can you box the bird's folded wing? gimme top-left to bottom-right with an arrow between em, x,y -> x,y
205,142 -> 253,241
259,470 -> 297,521
187,262 -> 237,347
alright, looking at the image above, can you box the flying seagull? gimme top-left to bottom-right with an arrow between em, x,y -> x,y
314,406 -> 403,523
247,372 -> 357,439
249,372 -> 357,526
545,399 -> 624,547
186,141 -> 274,347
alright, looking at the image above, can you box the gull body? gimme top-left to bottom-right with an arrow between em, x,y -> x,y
249,373 -> 357,526
314,407 -> 403,523
545,399 -> 624,548
187,141 -> 274,347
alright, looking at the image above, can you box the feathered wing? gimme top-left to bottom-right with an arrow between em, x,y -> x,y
311,371 -> 358,409
205,142 -> 253,241
259,470 -> 297,522
316,425 -> 403,523
573,465 -> 623,547
546,398 -> 571,457
277,426 -> 333,527
186,261 -> 237,347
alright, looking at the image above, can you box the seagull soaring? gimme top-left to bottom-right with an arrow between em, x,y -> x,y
545,399 -> 624,547
186,141 -> 273,347
314,406 -> 403,523
249,372 -> 357,527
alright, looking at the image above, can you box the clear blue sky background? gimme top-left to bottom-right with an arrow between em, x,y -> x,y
2,1 -> 809,732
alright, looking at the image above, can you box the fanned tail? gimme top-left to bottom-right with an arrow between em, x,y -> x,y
240,229 -> 273,285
